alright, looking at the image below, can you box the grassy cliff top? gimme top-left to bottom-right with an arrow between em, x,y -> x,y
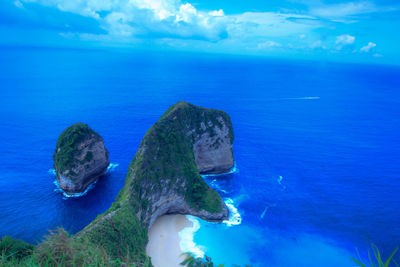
53,123 -> 102,174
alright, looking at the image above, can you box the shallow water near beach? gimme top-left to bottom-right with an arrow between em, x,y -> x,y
0,47 -> 399,266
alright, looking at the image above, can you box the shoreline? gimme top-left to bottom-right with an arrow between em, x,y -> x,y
146,215 -> 193,267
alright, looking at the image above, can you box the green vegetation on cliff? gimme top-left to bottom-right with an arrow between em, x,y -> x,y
1,230 -> 129,267
53,122 -> 102,174
0,236 -> 34,261
115,101 -> 228,214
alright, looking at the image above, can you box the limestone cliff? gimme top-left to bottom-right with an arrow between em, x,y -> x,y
53,123 -> 110,194
80,102 -> 235,265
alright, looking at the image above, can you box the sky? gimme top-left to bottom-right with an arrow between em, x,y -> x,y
0,0 -> 399,64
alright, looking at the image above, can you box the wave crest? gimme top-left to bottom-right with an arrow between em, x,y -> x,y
223,198 -> 242,226
51,163 -> 119,199
200,162 -> 238,178
179,216 -> 205,258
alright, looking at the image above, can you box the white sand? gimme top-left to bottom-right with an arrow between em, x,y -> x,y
146,215 -> 192,267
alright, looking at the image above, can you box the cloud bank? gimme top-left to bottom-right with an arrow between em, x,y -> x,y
4,0 -> 394,61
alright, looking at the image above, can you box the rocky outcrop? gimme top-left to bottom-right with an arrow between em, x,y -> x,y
53,123 -> 109,194
80,102 -> 235,264
193,117 -> 234,174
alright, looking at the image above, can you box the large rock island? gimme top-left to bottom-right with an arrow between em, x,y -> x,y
79,101 -> 235,265
53,123 -> 110,194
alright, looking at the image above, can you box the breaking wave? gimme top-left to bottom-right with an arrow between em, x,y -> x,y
106,163 -> 119,173
50,163 -> 119,199
200,162 -> 238,178
179,216 -> 205,258
223,198 -> 242,226
53,179 -> 98,199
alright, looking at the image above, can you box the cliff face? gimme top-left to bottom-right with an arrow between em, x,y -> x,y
53,123 -> 110,194
193,117 -> 234,174
80,102 -> 235,264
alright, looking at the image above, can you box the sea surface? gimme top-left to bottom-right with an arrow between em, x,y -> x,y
0,47 -> 399,266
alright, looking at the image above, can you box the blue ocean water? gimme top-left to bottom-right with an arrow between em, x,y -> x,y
0,47 -> 399,266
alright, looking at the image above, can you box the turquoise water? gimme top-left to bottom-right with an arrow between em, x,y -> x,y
0,47 -> 399,266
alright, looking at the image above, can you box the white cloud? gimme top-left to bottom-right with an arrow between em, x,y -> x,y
176,3 -> 197,23
228,12 -> 320,39
23,0 -> 329,44
335,34 -> 355,49
257,40 -> 282,49
310,40 -> 326,49
19,0 -> 386,60
21,0 -> 230,40
360,42 -> 376,52
209,9 -> 224,17
14,0 -> 23,8
310,1 -> 378,20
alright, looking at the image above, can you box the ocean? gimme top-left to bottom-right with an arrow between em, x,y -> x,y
0,47 -> 399,266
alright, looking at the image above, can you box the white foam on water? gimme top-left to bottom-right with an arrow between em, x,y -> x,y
200,162 -> 238,178
53,179 -> 98,198
52,163 -> 118,198
277,175 -> 286,190
260,206 -> 269,219
223,198 -> 242,227
179,215 -> 205,258
280,96 -> 320,100
106,163 -> 119,173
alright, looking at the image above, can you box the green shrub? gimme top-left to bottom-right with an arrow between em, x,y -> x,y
0,236 -> 34,260
180,253 -> 252,267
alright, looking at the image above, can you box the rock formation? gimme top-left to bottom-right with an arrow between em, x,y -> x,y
53,123 -> 110,194
79,101 -> 235,264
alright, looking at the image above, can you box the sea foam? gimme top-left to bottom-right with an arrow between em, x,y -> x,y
277,175 -> 286,190
179,162 -> 241,260
50,163 -> 118,199
260,206 -> 269,219
223,198 -> 242,226
53,179 -> 98,199
179,215 -> 205,258
280,96 -> 320,100
106,163 -> 119,173
200,162 -> 238,178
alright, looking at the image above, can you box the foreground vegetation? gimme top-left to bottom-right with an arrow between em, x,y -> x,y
351,244 -> 399,267
2,233 -> 399,267
1,230 -> 106,266
180,253 -> 251,267
0,229 -> 151,267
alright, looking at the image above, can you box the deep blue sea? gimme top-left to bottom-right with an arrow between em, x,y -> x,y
0,47 -> 399,266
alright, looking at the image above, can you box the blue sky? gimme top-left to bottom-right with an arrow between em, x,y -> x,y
0,0 -> 399,63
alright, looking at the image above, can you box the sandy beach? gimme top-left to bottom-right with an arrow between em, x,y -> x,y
146,215 -> 193,267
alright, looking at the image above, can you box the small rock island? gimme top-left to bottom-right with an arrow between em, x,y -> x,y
53,123 -> 110,194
